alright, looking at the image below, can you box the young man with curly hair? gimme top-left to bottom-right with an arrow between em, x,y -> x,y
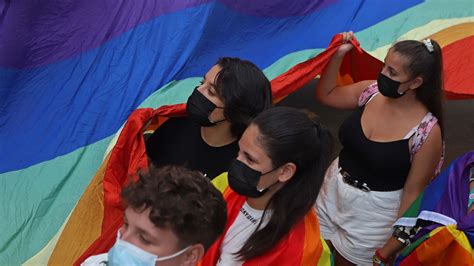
82,165 -> 227,266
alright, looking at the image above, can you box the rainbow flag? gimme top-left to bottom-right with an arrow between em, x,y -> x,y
1,1 -> 473,264
394,151 -> 474,265
68,34 -> 377,265
198,173 -> 333,265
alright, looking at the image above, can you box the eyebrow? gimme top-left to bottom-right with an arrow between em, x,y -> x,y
383,58 -> 399,75
244,151 -> 258,164
137,227 -> 159,243
124,211 -> 159,243
388,66 -> 399,75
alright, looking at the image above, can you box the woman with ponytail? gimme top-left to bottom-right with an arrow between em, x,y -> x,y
200,106 -> 333,265
315,32 -> 444,265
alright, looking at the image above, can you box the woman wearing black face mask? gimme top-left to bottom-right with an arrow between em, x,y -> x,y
200,107 -> 334,265
315,32 -> 444,265
145,57 -> 272,179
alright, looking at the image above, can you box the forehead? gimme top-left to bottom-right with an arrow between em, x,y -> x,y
385,49 -> 410,75
239,125 -> 269,160
125,207 -> 179,243
205,64 -> 223,82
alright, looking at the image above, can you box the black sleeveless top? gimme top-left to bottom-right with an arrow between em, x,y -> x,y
145,117 -> 239,179
338,107 -> 411,191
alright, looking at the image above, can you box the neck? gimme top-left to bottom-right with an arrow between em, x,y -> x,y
246,183 -> 283,210
385,89 -> 418,109
246,195 -> 271,211
200,121 -> 236,147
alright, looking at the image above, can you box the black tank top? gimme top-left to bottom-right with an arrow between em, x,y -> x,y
145,117 -> 238,179
338,107 -> 411,191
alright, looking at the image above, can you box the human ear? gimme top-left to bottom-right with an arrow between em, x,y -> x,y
181,244 -> 204,266
277,162 -> 297,183
410,76 -> 423,90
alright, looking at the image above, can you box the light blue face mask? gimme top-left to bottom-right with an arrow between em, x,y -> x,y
108,231 -> 190,266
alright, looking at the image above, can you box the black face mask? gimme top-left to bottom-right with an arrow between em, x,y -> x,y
228,159 -> 278,198
377,73 -> 410,99
186,87 -> 225,127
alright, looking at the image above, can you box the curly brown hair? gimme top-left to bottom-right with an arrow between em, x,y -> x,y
121,165 -> 227,250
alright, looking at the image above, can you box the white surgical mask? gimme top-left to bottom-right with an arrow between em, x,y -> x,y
108,231 -> 190,266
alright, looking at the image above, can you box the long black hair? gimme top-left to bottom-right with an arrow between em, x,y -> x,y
391,39 -> 444,135
236,106 -> 333,260
214,57 -> 272,137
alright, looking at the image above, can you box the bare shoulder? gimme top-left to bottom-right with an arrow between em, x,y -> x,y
425,123 -> 442,144
415,122 -> 442,158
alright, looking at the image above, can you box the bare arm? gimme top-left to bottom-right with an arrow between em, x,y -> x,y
376,124 -> 442,261
316,32 -> 374,109
398,124 -> 442,215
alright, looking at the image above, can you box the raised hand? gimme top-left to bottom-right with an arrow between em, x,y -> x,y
336,31 -> 355,56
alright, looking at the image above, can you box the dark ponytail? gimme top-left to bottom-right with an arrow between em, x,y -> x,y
392,39 -> 444,136
236,107 -> 333,260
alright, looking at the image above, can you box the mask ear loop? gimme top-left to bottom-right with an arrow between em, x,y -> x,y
255,165 -> 285,192
209,118 -> 226,124
396,79 -> 415,95
155,246 -> 191,262
256,180 -> 279,193
397,88 -> 408,95
208,106 -> 226,124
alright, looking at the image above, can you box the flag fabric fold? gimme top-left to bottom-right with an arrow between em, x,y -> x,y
394,151 -> 474,265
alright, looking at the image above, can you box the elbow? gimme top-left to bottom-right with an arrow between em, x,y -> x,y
314,85 -> 335,106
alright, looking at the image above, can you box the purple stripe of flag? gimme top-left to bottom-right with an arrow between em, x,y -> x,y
0,0 -> 336,69
0,0 -> 209,68
219,0 -> 336,17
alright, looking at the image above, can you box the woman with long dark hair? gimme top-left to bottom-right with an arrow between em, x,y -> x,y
315,32 -> 444,265
146,57 -> 272,179
200,106 -> 333,265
